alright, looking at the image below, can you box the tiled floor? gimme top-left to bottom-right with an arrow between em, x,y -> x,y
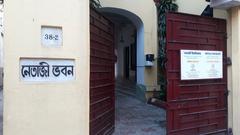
113,92 -> 166,135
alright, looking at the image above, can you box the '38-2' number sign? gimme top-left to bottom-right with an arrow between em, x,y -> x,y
41,26 -> 63,46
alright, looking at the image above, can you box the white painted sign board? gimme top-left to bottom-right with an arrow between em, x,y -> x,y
20,59 -> 75,82
41,26 -> 63,46
181,50 -> 223,80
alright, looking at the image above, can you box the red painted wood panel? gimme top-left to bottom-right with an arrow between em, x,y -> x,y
166,12 -> 228,135
90,8 -> 115,135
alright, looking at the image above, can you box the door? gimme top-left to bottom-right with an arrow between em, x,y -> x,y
90,8 -> 115,135
166,12 -> 227,135
124,47 -> 130,79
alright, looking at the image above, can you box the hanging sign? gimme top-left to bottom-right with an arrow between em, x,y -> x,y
20,59 -> 75,82
181,50 -> 223,80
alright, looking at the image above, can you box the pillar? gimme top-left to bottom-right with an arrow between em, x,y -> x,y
230,6 -> 240,135
4,0 -> 89,135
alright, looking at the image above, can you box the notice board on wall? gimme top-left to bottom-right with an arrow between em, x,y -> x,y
180,50 -> 223,80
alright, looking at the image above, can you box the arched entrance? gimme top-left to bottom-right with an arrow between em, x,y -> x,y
91,7 -> 166,135
98,7 -> 145,85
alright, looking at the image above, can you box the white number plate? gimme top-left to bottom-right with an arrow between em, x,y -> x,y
41,26 -> 63,46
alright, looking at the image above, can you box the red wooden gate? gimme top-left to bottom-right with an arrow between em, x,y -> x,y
166,13 -> 227,135
90,8 -> 115,135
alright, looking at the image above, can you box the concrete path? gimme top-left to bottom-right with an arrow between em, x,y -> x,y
113,92 -> 166,135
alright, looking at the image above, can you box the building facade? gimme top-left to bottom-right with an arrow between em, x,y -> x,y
2,0 -> 240,135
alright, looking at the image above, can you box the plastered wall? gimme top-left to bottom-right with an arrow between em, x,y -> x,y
227,7 -> 240,135
0,5 -> 3,88
214,8 -> 234,133
4,0 -> 89,135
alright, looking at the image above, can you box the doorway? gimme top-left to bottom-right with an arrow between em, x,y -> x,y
124,47 -> 130,79
96,7 -> 166,135
90,8 -> 228,135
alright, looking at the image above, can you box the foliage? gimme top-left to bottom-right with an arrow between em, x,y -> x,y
156,0 -> 178,101
90,0 -> 101,8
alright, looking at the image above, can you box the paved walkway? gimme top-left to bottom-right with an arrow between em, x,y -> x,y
113,92 -> 166,135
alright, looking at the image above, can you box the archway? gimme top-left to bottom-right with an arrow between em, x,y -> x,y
93,7 -> 166,135
98,7 -> 145,85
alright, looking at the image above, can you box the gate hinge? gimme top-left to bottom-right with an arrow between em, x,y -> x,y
228,128 -> 233,135
225,33 -> 228,39
224,57 -> 232,66
224,90 -> 230,96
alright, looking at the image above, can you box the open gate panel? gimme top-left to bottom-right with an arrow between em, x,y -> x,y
166,12 -> 227,135
90,8 -> 115,135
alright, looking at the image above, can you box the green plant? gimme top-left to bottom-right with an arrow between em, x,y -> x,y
156,0 -> 178,101
90,0 -> 101,8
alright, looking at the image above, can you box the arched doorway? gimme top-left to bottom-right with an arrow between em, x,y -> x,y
98,7 -> 145,85
93,7 -> 166,135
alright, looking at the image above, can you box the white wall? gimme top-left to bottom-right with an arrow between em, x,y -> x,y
4,0 -> 89,135
0,4 -> 3,87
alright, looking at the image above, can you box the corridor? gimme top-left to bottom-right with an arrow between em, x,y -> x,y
113,91 -> 166,135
